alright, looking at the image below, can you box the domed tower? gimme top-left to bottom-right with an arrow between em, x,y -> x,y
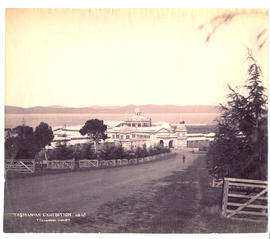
125,108 -> 151,127
134,108 -> 141,116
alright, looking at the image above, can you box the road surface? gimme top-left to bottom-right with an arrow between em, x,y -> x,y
5,152 -> 266,233
4,152 -> 197,216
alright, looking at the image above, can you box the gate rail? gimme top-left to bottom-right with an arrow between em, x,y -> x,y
5,159 -> 35,173
221,177 -> 268,222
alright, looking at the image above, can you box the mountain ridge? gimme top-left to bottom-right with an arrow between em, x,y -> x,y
5,105 -> 219,114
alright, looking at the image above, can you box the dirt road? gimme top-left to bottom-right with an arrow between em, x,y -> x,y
4,151 -> 197,232
5,152 -> 266,233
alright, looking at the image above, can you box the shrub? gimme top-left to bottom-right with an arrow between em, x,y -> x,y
73,143 -> 96,160
47,143 -> 75,160
98,144 -> 127,160
135,146 -> 147,158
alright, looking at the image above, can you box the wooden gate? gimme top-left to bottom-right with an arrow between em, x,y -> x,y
221,177 -> 268,222
79,160 -> 99,168
5,159 -> 35,173
211,177 -> 223,188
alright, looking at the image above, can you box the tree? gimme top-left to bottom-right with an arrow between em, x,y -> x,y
207,53 -> 267,180
79,119 -> 108,153
48,144 -> 75,160
5,137 -> 19,159
34,122 -> 54,151
11,125 -> 37,158
5,122 -> 54,160
198,10 -> 267,50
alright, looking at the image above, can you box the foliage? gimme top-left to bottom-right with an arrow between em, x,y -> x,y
5,137 -> 20,159
5,122 -> 54,159
34,122 -> 54,151
79,119 -> 108,153
7,125 -> 37,158
98,144 -> 127,160
135,145 -> 147,158
73,143 -> 97,160
79,119 -> 107,142
198,10 -> 267,49
207,54 -> 267,180
98,144 -> 170,160
148,145 -> 170,155
47,143 -> 75,160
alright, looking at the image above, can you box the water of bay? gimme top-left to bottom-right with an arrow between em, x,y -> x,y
5,113 -> 219,129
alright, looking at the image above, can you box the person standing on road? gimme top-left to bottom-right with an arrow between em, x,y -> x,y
182,155 -> 186,164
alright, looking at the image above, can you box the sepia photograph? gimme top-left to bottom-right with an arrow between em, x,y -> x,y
2,7 -> 268,234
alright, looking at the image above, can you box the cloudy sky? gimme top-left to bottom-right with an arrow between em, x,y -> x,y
5,8 -> 268,107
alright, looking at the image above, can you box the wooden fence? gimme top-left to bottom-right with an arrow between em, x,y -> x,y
79,160 -> 99,168
5,159 -> 35,173
77,153 -> 175,169
221,177 -> 268,222
47,159 -> 75,170
116,159 -> 129,166
100,160 -> 116,167
5,152 -> 175,174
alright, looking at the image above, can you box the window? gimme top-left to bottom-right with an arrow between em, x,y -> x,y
126,135 -> 130,139
138,123 -> 141,127
120,135 -> 123,139
132,123 -> 135,127
132,134 -> 136,138
116,134 -> 119,139
112,135 -> 115,139
143,135 -> 150,138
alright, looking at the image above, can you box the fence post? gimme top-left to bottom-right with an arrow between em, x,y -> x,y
32,160 -> 35,173
221,178 -> 229,217
211,177 -> 215,187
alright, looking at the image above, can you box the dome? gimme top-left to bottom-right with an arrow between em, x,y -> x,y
134,108 -> 141,114
125,109 -> 151,126
128,115 -> 148,121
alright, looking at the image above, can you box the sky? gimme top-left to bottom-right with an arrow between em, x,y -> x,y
5,8 -> 268,107
0,6 -> 269,239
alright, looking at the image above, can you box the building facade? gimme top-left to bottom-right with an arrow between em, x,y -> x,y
106,109 -> 187,150
51,109 -> 188,150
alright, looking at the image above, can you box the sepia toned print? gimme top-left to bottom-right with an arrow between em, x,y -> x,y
4,8 -> 268,233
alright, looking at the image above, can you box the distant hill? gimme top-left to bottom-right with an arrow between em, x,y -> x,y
5,105 -> 219,114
